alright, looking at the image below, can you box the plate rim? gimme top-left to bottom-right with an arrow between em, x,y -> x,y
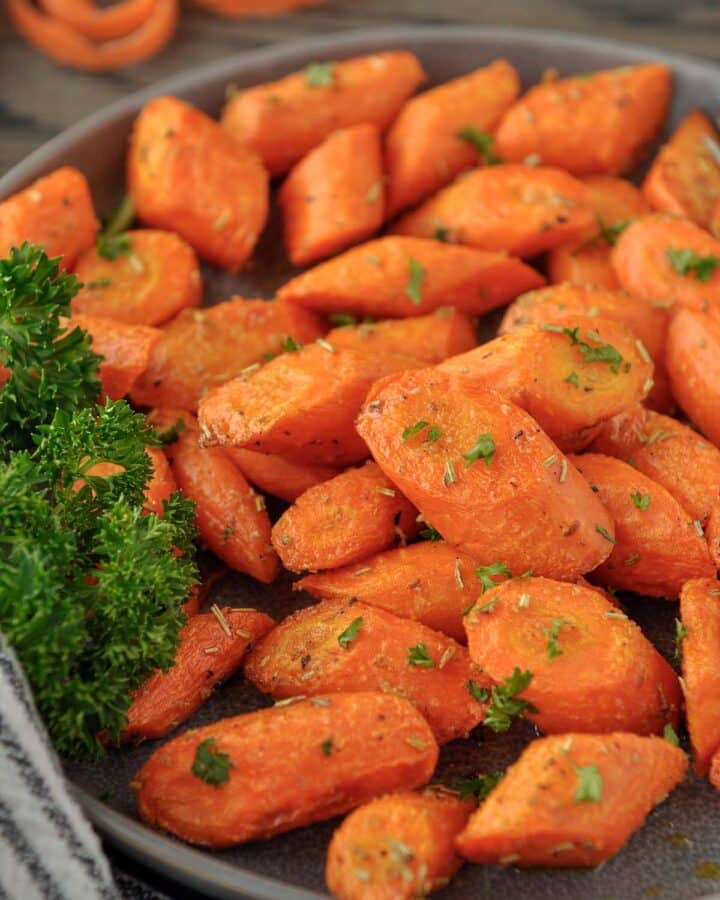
5,22 -> 720,900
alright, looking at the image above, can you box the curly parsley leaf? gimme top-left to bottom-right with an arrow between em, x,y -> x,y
462,433 -> 496,467
482,668 -> 537,733
475,561 -> 511,593
666,246 -> 720,283
338,616 -> 363,649
572,763 -> 603,803
456,771 -> 504,802
191,738 -> 234,787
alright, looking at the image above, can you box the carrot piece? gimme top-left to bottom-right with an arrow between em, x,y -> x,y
72,229 -> 202,326
356,368 -> 614,580
167,419 -> 280,583
643,111 -> 720,227
327,308 -> 477,364
439,317 -> 654,452
280,123 -> 385,266
193,0 -> 325,16
679,578 -> 720,775
129,298 -> 325,412
133,692 -> 438,847
326,789 -> 474,899
122,608 -> 274,742
589,405 -> 720,526
611,214 -> 720,312
7,0 -> 178,71
385,59 -> 520,216
220,51 -> 426,176
66,313 -> 160,401
277,236 -> 544,319
455,732 -> 687,867
297,542 -> 479,643
143,446 -> 177,518
0,166 -> 98,269
38,0 -> 157,41
391,165 -> 594,258
464,576 -> 681,735
224,447 -> 338,503
666,306 -> 720,448
494,64 -> 671,176
272,461 -> 418,572
546,175 -> 652,289
128,96 -> 268,271
244,599 -> 489,744
197,343 -> 424,466
570,453 -> 715,598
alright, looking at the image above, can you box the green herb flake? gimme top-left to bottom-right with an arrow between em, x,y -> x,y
573,763 -> 603,803
281,335 -> 302,352
320,738 -> 334,757
408,643 -> 435,668
96,233 -> 132,261
476,561 -> 511,593
462,433 -> 496,467
402,420 -> 430,442
425,426 -> 442,442
328,312 -> 356,327
221,524 -> 234,544
596,524 -> 615,543
467,679 -> 489,703
546,618 -> 572,660
565,371 -> 580,387
674,618 -> 688,664
542,324 -> 624,374
457,126 -> 502,165
306,61 -> 335,88
87,277 -> 112,290
631,491 -> 651,510
596,215 -> 631,247
456,771 -> 504,802
419,523 -> 442,542
666,246 -> 720,282
434,226 -> 451,242
191,738 -> 234,787
663,723 -> 679,746
406,257 -> 426,306
483,668 -> 537,733
338,616 -> 363,649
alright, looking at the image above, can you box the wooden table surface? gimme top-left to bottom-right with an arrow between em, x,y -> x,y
2,0 -> 720,175
1,3 -> 719,898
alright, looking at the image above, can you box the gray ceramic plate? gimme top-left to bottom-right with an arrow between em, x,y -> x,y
4,24 -> 720,900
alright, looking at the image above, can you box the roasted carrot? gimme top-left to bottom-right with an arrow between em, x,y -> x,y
129,298 -> 325,412
72,229 -> 202,326
494,64 -> 671,175
297,542 -> 480,644
280,123 -> 385,266
464,576 -> 681,735
7,0 -> 178,71
679,577 -> 720,775
122,607 -> 274,742
197,343 -> 423,466
589,405 -> 720,526
356,368 -> 614,580
133,692 -> 438,847
570,453 -> 715,598
38,0 -> 157,41
243,599 -> 489,744
66,313 -> 160,401
0,166 -> 98,269
643,110 -> 720,227
220,51 -> 426,175
666,306 -> 720,448
439,317 -> 654,452
546,175 -> 652,289
128,96 -> 268,271
611,214 -> 720,311
326,789 -> 474,899
143,446 -> 177,518
392,164 -> 594,258
271,461 -> 418,572
167,419 -> 280,583
385,59 -> 520,215
326,308 -> 477,364
277,236 -> 544,318
224,447 -> 338,503
456,732 -> 687,867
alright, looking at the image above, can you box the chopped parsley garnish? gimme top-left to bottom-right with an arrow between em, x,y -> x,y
425,426 -> 442,442
596,215 -> 631,247
467,679 -> 489,702
281,335 -> 302,352
674,618 -> 688,664
457,126 -> 502,165
475,561 -> 512,593
664,723 -> 679,746
87,278 -> 112,290
408,643 -> 435,668
306,61 -> 335,87
482,668 -> 537,733
419,523 -> 442,541
596,524 -> 615,543
402,420 -> 430,441
328,312 -> 357,327
565,371 -> 580,387
462,433 -> 496,467
666,246 -> 720,282
630,491 -> 651,510
540,324 -> 624,374
191,738 -> 234,787
572,763 -> 603,803
545,618 -> 572,660
434,226 -> 451,242
338,616 -> 363,649
320,738 -> 334,757
456,771 -> 504,802
153,417 -> 186,446
406,257 -> 425,306
96,232 -> 132,261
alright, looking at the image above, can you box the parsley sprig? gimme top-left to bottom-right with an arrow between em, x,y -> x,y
666,246 -> 720,282
472,668 -> 538,733
456,771 -> 504,802
192,738 -> 234,786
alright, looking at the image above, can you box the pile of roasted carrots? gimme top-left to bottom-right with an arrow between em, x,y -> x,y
4,48 -> 720,897
6,0 -> 325,71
